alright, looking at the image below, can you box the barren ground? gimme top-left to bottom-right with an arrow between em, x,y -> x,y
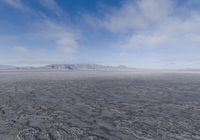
0,71 -> 200,140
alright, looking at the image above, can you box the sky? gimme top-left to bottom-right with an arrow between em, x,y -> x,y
1,0 -> 200,69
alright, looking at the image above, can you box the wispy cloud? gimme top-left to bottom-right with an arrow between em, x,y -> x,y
86,0 -> 200,49
1,0 -> 79,54
56,38 -> 79,53
102,0 -> 174,32
1,0 -> 33,13
2,0 -> 62,16
38,0 -> 62,16
2,0 -> 25,9
32,20 -> 80,53
0,35 -> 19,41
14,46 -> 28,53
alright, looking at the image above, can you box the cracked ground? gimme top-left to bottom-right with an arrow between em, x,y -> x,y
0,71 -> 200,140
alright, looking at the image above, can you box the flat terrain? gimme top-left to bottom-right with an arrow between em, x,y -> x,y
0,71 -> 200,140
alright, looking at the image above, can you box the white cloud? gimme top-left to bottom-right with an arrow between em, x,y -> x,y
102,0 -> 174,32
88,0 -> 200,49
33,20 -> 79,53
138,0 -> 173,23
56,37 -> 78,53
14,46 -> 28,52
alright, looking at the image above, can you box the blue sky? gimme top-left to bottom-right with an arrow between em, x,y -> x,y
1,0 -> 200,68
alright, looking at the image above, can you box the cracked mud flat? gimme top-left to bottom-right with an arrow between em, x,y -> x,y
0,71 -> 200,140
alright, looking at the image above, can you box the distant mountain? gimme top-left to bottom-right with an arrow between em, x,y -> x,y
1,64 -> 200,72
0,65 -> 16,70
0,64 -> 141,71
41,64 -> 135,71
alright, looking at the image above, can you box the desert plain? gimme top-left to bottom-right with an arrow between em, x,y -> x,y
0,71 -> 200,140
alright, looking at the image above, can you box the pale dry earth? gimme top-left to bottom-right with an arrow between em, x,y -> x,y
0,71 -> 200,140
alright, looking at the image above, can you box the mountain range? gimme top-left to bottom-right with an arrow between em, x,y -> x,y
1,64 -> 199,71
0,65 -> 17,70
0,64 -> 136,71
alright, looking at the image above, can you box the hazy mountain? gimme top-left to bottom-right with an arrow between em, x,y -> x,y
0,64 -> 139,71
41,64 -> 135,71
0,65 -> 16,70
1,64 -> 200,72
